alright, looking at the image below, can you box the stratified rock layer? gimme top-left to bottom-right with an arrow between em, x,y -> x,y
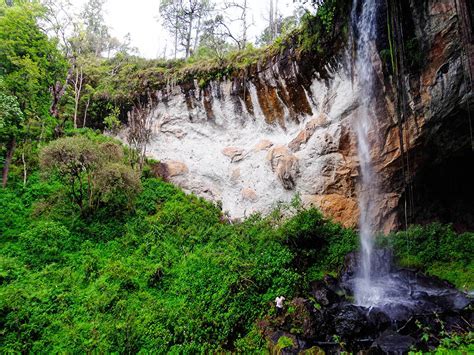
119,0 -> 473,231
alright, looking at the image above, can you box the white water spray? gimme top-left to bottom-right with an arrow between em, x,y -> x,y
351,0 -> 383,306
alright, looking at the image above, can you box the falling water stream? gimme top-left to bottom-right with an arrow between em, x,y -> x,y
348,0 -> 468,313
351,0 -> 384,307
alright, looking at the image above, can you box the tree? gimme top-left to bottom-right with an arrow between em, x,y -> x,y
222,0 -> 250,49
41,0 -> 75,57
159,0 -> 182,59
257,15 -> 297,46
81,0 -> 111,56
127,102 -> 154,171
41,0 -> 76,119
159,0 -> 213,58
55,0 -> 133,129
200,16 -> 235,60
0,3 -> 66,116
269,0 -> 275,41
199,0 -> 250,54
39,136 -> 141,212
0,90 -> 24,187
0,2 -> 67,187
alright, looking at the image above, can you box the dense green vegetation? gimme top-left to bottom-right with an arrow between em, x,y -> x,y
382,224 -> 474,289
1,130 -> 359,352
2,133 -> 472,351
0,1 -> 67,188
0,0 -> 472,352
2,130 -> 472,351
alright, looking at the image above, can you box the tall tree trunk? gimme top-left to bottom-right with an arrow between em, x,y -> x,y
73,65 -> 83,129
83,97 -> 90,128
174,27 -> 178,59
242,0 -> 247,48
269,0 -> 274,41
2,137 -> 16,188
193,16 -> 202,52
185,15 -> 194,58
50,66 -> 73,119
274,0 -> 279,39
22,151 -> 27,186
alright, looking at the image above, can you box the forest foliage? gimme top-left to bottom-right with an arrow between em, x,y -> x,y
1,130 -> 472,351
0,0 -> 472,352
1,130 -> 358,352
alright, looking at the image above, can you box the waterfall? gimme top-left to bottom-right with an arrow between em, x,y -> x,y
351,0 -> 383,306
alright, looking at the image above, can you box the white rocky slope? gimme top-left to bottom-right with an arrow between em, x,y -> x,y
117,61 -> 363,226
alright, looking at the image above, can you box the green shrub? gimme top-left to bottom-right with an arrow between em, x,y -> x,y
18,221 -> 74,267
0,189 -> 28,240
39,135 -> 141,213
383,223 -> 474,288
10,148 -> 472,352
279,208 -> 357,276
277,335 -> 294,349
135,178 -> 182,215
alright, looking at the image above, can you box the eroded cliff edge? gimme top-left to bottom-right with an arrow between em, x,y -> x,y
119,0 -> 473,232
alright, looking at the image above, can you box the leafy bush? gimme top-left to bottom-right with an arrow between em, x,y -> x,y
279,208 -> 357,276
317,0 -> 336,33
277,335 -> 294,350
1,175 -> 328,352
437,331 -> 474,352
382,223 -> 474,288
4,126 -> 470,352
18,221 -> 74,267
0,189 -> 28,239
39,135 -> 141,212
3,166 -> 472,352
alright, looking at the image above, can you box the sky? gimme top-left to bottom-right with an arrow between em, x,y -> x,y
72,0 -> 299,59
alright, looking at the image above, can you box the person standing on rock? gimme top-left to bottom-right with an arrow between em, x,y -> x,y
275,295 -> 285,316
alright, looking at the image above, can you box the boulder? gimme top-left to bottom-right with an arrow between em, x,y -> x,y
267,145 -> 300,190
370,330 -> 415,354
366,307 -> 391,332
289,114 -> 329,152
309,280 -> 340,306
151,161 -> 189,180
222,147 -> 245,162
302,194 -> 358,228
164,161 -> 189,177
323,274 -> 343,294
266,330 -> 308,355
276,156 -> 300,190
253,139 -> 274,151
340,249 -> 394,284
333,304 -> 368,338
241,188 -> 258,202
283,298 -> 322,339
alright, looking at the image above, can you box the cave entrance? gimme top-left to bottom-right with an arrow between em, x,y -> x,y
405,146 -> 474,231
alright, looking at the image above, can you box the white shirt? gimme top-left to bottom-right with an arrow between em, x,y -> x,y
275,296 -> 285,308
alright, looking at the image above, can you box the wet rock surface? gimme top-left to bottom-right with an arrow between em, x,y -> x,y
370,330 -> 416,354
259,250 -> 472,353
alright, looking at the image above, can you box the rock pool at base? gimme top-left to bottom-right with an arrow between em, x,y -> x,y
261,249 -> 472,353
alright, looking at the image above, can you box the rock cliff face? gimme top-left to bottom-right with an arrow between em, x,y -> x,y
374,0 -> 474,231
123,0 -> 473,231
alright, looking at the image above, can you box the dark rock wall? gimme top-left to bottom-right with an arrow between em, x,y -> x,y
388,0 -> 474,230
